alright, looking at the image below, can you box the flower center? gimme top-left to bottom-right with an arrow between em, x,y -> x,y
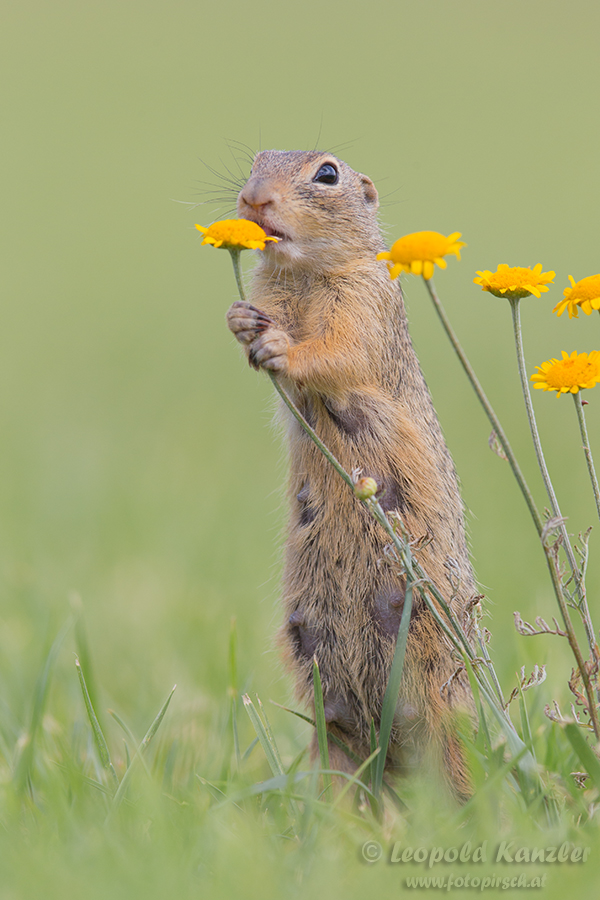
489,267 -> 535,289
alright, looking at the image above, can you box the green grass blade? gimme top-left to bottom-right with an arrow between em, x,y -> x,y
107,708 -> 138,746
108,708 -> 152,778
75,656 -> 119,791
14,618 -> 73,794
224,771 -> 307,799
383,779 -> 408,812
312,658 -> 332,798
196,774 -> 240,809
332,748 -> 379,809
452,744 -> 529,825
470,663 -> 541,801
272,700 -> 364,765
462,654 -> 492,752
242,695 -> 303,828
369,718 -> 377,762
518,684 -> 536,760
242,694 -> 284,777
270,701 -> 316,727
71,594 -> 104,735
272,697 -> 408,810
285,746 -> 307,776
563,721 -> 600,791
241,736 -> 259,763
109,685 -> 176,812
138,684 -> 176,752
53,762 -> 113,797
299,763 -> 321,841
367,718 -> 380,815
212,768 -> 378,810
255,696 -> 284,774
373,581 -> 414,800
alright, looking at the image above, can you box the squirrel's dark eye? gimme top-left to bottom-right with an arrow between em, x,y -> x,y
313,163 -> 338,185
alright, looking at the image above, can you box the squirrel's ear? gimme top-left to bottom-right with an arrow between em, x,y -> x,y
359,174 -> 378,208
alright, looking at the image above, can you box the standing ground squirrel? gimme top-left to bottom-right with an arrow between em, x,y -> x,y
226,150 -> 476,795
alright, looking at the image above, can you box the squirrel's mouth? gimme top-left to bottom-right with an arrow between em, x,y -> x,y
261,224 -> 286,242
240,211 -> 288,243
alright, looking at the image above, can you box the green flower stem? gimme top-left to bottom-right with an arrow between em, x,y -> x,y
573,392 -> 600,525
542,537 -> 600,742
269,374 -> 354,490
229,248 -> 246,304
509,299 -> 563,521
475,625 -> 506,709
509,297 -> 597,656
423,278 -> 543,536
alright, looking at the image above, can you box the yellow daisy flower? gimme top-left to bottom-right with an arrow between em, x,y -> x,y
474,264 -> 555,300
195,219 -> 279,251
552,274 -> 600,319
377,231 -> 465,281
531,351 -> 600,398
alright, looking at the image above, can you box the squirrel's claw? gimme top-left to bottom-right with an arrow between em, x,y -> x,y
227,300 -> 288,371
248,329 -> 290,373
227,301 -> 274,345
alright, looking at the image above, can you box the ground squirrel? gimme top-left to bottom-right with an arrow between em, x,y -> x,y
226,150 -> 476,795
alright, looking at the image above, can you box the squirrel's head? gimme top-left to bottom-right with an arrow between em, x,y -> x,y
237,150 -> 381,272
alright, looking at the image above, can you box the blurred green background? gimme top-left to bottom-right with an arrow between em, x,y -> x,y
1,0 -> 600,894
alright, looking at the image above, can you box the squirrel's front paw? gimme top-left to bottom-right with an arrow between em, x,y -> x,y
226,301 -> 274,345
248,329 -> 290,373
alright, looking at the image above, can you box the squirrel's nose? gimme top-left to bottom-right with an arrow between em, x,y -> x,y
238,177 -> 277,212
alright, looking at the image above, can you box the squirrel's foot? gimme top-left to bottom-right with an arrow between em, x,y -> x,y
226,301 -> 274,345
248,328 -> 290,373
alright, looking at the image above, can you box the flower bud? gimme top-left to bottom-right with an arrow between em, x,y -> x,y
354,477 -> 378,501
